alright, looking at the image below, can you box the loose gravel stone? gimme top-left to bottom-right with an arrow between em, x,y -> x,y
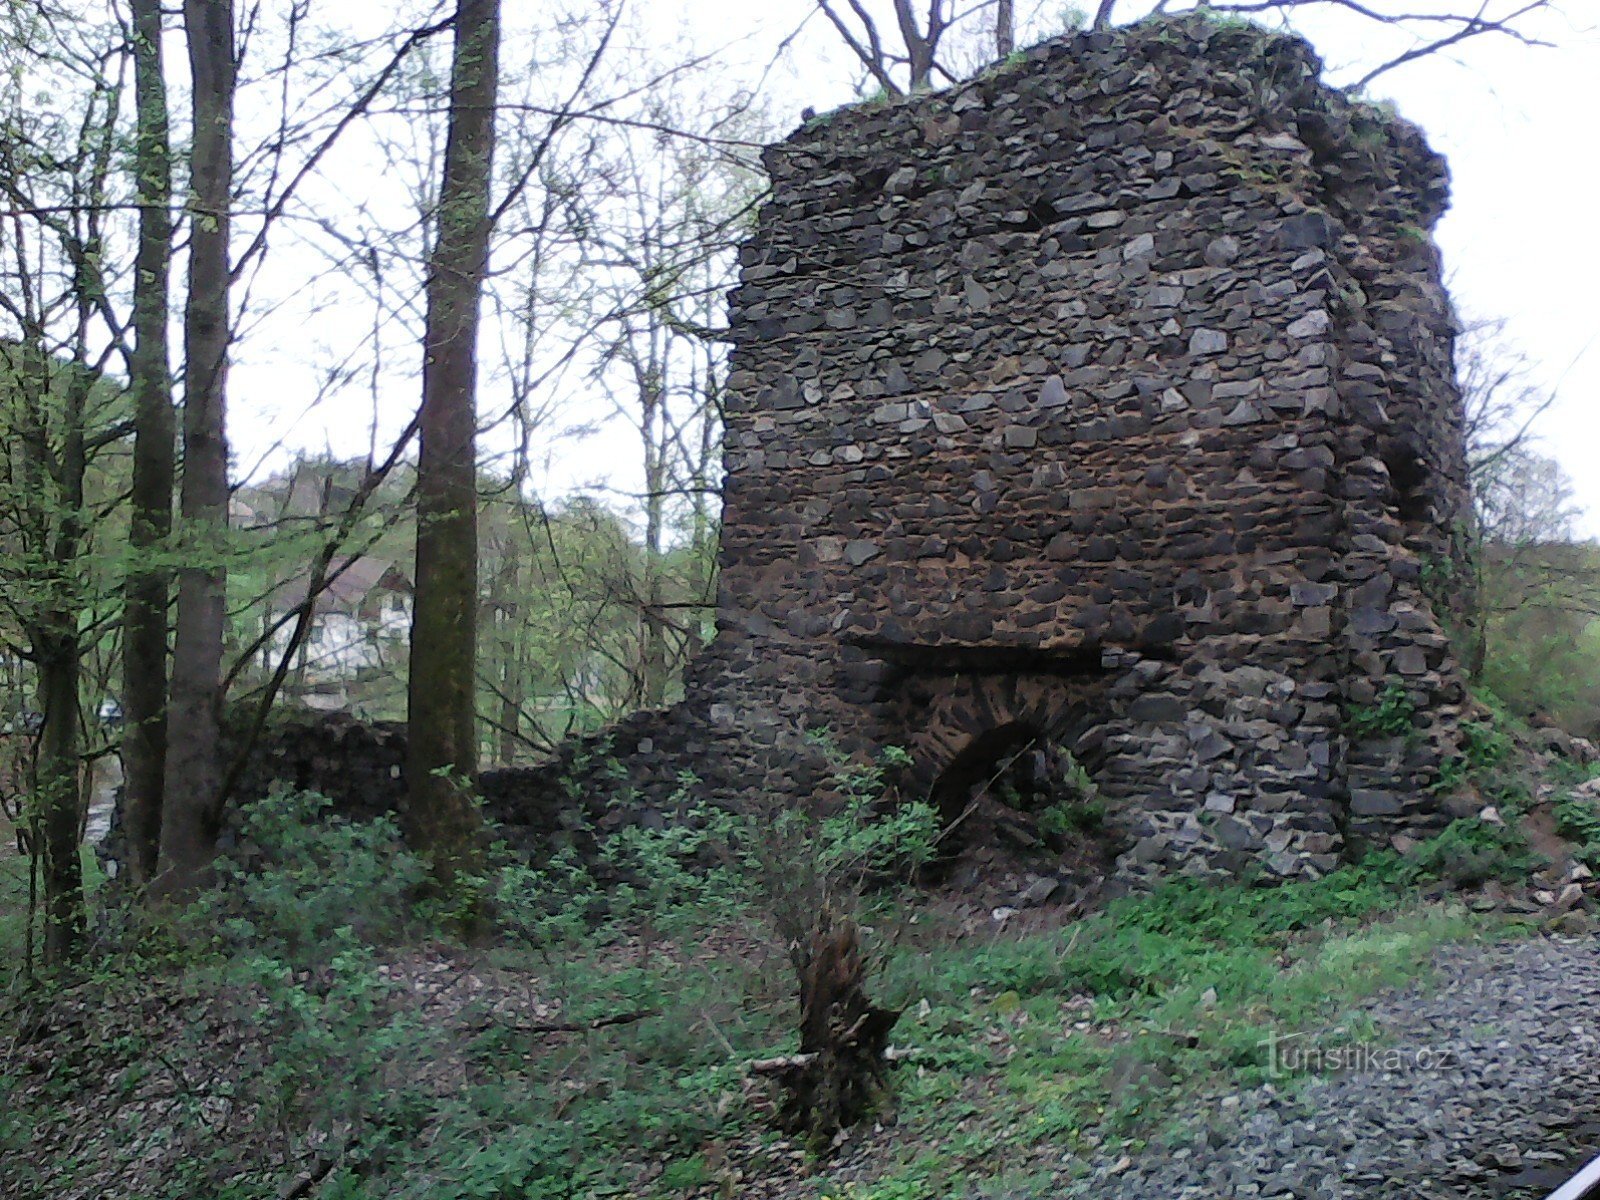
1065,936 -> 1600,1200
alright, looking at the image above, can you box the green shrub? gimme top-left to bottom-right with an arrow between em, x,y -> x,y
205,788 -> 426,964
1554,789 -> 1600,865
1402,818 -> 1540,887
1433,715 -> 1521,797
1038,798 -> 1105,839
227,934 -> 432,1164
1346,682 -> 1417,740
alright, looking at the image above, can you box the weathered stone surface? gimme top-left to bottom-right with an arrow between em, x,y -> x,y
236,17 -> 1479,888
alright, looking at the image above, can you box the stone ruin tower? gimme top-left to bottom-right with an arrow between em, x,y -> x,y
534,16 -> 1476,884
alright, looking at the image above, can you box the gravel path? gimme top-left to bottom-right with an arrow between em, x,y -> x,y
1066,934 -> 1600,1199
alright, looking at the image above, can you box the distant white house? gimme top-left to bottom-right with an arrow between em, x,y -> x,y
268,556 -> 411,712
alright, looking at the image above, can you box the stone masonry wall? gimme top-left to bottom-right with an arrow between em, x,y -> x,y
631,14 -> 1475,883
248,18 -> 1477,886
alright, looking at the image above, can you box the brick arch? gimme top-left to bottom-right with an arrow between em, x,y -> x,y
899,672 -> 1117,816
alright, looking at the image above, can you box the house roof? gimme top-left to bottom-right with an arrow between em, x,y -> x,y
273,555 -> 412,613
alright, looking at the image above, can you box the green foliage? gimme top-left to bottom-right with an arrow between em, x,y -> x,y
1554,785 -> 1600,866
1056,4 -> 1089,32
0,851 -> 30,977
493,779 -> 751,954
1355,97 -> 1403,124
1477,541 -> 1600,737
1035,755 -> 1104,839
1432,718 -> 1516,796
0,1100 -> 39,1195
1419,551 -> 1458,596
863,848 -> 1495,1192
6,800 -> 1538,1200
228,936 -> 432,1164
1449,704 -> 1535,816
492,736 -> 939,1052
204,789 -> 426,965
914,859 -> 1412,1005
1187,4 -> 1266,34
1554,792 -> 1600,844
816,796 -> 941,881
1403,818 -> 1540,887
1038,797 -> 1105,840
492,849 -> 606,948
1460,719 -> 1514,771
796,733 -> 938,881
1346,682 -> 1417,740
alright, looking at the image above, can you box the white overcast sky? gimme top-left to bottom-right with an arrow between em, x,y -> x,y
229,0 -> 1600,536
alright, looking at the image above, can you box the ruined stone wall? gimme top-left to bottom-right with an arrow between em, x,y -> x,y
638,15 -> 1472,882
273,18 -> 1474,886
209,712 -> 672,868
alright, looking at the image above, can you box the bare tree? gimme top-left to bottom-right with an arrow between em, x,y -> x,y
1176,0 -> 1554,90
1457,317 -> 1558,502
814,0 -> 1551,95
156,0 -> 236,898
817,0 -> 955,95
120,0 -> 175,886
406,0 -> 501,884
1453,319 -> 1592,686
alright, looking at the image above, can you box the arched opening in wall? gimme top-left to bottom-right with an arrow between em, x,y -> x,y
927,722 -> 1117,885
1383,443 -> 1431,526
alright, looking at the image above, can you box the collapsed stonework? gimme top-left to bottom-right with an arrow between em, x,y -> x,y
401,17 -> 1481,884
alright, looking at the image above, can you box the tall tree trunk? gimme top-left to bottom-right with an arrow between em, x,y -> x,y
894,0 -> 944,91
157,0 -> 234,899
121,0 -> 175,886
36,636 -> 84,965
35,370 -> 88,964
34,363 -> 90,965
640,378 -> 667,708
496,556 -> 521,763
406,0 -> 499,883
995,0 -> 1014,57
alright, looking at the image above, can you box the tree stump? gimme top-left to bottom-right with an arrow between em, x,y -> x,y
769,914 -> 900,1149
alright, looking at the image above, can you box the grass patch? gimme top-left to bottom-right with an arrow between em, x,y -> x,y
836,861 -> 1501,1196
0,796 -> 1537,1200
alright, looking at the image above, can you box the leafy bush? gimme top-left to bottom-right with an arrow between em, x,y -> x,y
1402,818 -> 1540,887
720,736 -> 939,930
1554,787 -> 1600,866
206,788 -> 426,964
225,935 -> 432,1168
1038,798 -> 1106,839
492,849 -> 606,949
1458,719 -> 1514,770
1434,718 -> 1517,793
1346,682 -> 1417,740
491,812 -> 749,954
1478,545 -> 1600,737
